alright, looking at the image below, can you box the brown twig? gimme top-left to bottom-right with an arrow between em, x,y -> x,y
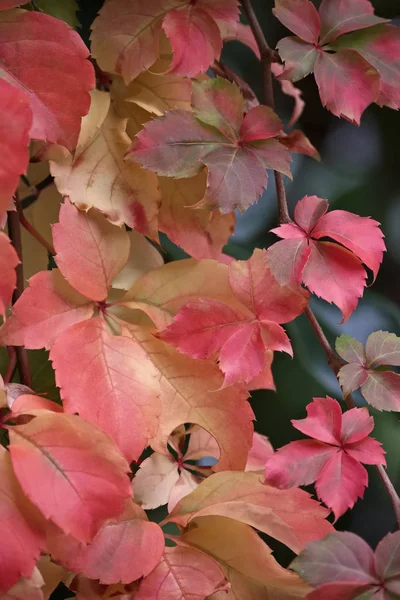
242,0 -> 400,528
19,211 -> 55,255
7,196 -> 32,388
4,347 -> 17,385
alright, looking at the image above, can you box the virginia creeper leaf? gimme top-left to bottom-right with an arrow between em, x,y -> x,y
319,0 -> 388,45
158,173 -> 236,260
0,270 -> 94,350
91,0 -> 239,82
265,397 -> 385,520
0,9 -> 94,150
128,78 -> 291,213
50,317 -> 161,462
182,516 -> 311,599
47,501 -> 165,585
167,471 -> 333,554
160,249 -> 308,386
0,568 -> 45,600
337,331 -> 400,410
0,446 -> 45,593
0,1 -> 23,8
132,453 -> 181,511
52,201 -> 130,302
122,69 -> 192,116
135,545 -> 226,600
0,79 -> 31,221
7,411 -> 132,542
112,230 -> 164,291
267,195 -> 385,321
50,90 -> 160,239
0,232 -> 19,317
273,0 -> 321,44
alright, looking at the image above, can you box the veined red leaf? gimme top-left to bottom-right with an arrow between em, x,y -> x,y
366,330 -> 400,367
50,317 -> 161,462
7,411 -> 132,542
319,0 -> 388,45
0,232 -> 19,317
135,545 -> 226,600
0,446 -> 46,593
314,50 -> 380,124
47,501 -> 165,585
0,270 -> 94,350
0,10 -> 94,150
265,397 -> 385,520
182,516 -> 311,599
160,249 -> 308,386
267,195 -> 385,321
0,79 -> 31,221
52,201 -> 130,302
128,78 -> 291,213
273,0 -> 320,44
276,37 -> 318,82
167,471 -> 333,554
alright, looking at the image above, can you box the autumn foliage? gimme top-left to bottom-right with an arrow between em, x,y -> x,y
0,0 -> 399,598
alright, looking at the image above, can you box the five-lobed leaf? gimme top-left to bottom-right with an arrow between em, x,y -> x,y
337,331 -> 400,411
265,397 -> 386,520
267,195 -> 385,321
128,77 -> 291,213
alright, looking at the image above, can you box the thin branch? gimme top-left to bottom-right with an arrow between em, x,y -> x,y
4,347 -> 17,385
19,211 -> 55,255
7,196 -> 32,388
242,0 -> 400,528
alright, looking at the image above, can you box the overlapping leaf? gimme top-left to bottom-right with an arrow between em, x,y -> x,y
0,232 -> 19,317
160,248 -> 308,386
167,471 -> 333,554
0,9 -> 94,150
50,90 -> 160,238
273,0 -> 398,122
266,195 -> 385,321
128,78 -> 292,213
0,79 -> 31,221
337,331 -> 400,411
265,397 -> 386,520
47,501 -> 165,585
91,0 -> 240,82
292,531 -> 400,600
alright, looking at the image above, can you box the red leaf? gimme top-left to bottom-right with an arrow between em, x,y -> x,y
52,201 -> 130,302
50,317 -> 161,462
0,233 -> 19,317
272,63 -> 305,126
160,249 -> 308,386
265,397 -> 385,519
0,10 -> 94,150
0,446 -> 45,593
365,330 -> 400,367
7,411 -> 132,542
319,0 -> 388,44
0,1 -> 23,8
0,79 -> 31,221
273,0 -> 320,44
128,78 -> 291,213
374,531 -> 400,582
314,49 -> 380,124
268,195 -> 385,321
0,270 -> 94,350
47,501 -> 165,584
279,130 -> 321,161
135,546 -> 226,600
361,371 -> 400,412
305,582 -> 377,600
276,37 -> 318,82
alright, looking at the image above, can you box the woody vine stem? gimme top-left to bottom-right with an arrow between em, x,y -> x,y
240,0 -> 400,529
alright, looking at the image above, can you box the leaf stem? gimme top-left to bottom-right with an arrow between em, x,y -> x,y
7,196 -> 32,388
242,0 -> 400,529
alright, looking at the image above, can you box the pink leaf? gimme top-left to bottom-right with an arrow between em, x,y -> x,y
50,317 -> 161,462
0,79 -> 31,221
168,469 -> 200,512
163,7 -> 222,78
0,270 -> 94,350
219,21 -> 260,58
338,363 -> 368,398
271,62 -> 305,126
365,330 -> 400,367
7,412 -> 132,542
240,105 -> 283,142
47,501 -> 165,584
135,546 -> 226,600
361,370 -> 400,411
305,583 -> 376,600
336,334 -> 366,365
340,406 -> 375,444
273,0 -> 321,44
0,446 -> 45,593
52,201 -> 130,302
0,1 -> 23,8
279,130 -> 321,161
312,210 -> 385,280
265,238 -> 310,286
276,37 -> 318,81
0,233 -> 19,317
291,396 -> 342,445
0,10 -> 94,150
132,454 -> 180,510
374,531 -> 400,582
319,0 -> 388,44
314,49 -> 380,124
245,432 -> 274,471
192,77 -> 244,139
11,394 -> 63,416
303,241 -> 367,322
293,195 -> 329,232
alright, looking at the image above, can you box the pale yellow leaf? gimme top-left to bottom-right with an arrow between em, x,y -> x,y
112,231 -> 163,291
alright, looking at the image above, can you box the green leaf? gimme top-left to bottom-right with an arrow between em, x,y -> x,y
31,0 -> 79,28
